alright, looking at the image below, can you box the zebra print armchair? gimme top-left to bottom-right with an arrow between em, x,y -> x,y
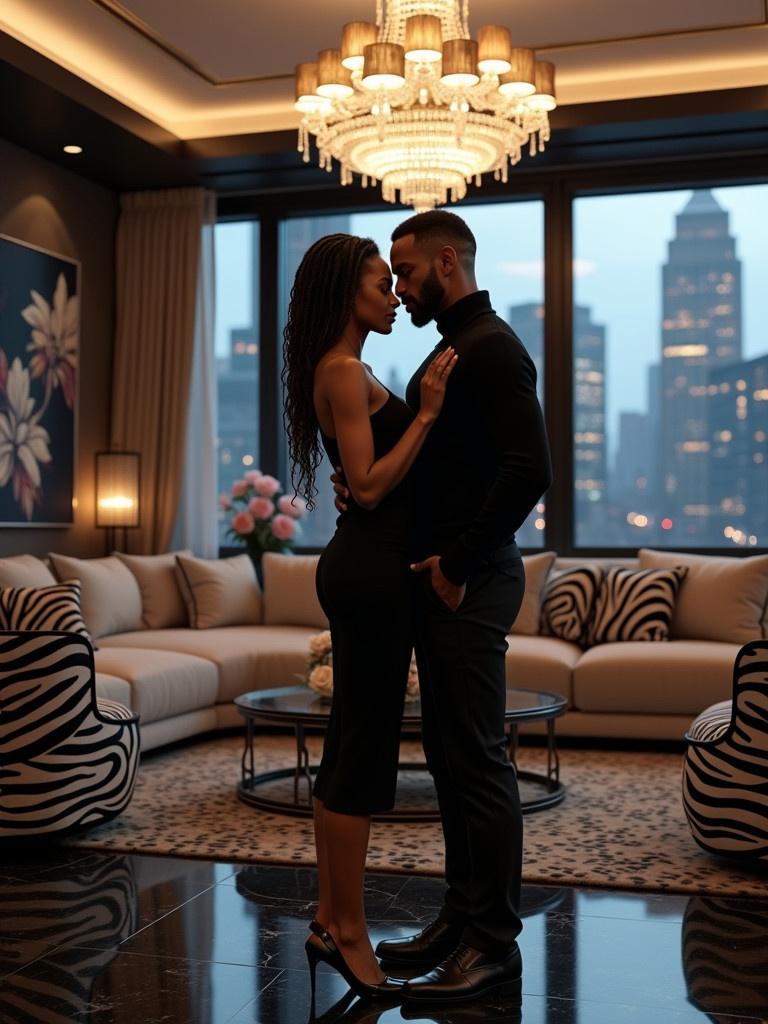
683,640 -> 768,862
0,631 -> 141,838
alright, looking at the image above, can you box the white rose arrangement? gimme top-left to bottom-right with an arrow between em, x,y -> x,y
303,630 -> 420,703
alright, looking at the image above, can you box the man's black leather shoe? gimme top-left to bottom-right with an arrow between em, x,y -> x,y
374,918 -> 464,967
401,942 -> 522,1005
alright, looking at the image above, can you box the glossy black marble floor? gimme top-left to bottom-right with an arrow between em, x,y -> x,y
1,847 -> 767,1023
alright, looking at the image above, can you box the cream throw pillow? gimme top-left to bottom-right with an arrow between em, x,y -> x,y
0,554 -> 57,588
262,553 -> 328,629
117,550 -> 191,629
48,553 -> 143,639
174,553 -> 262,629
638,548 -> 768,644
509,551 -> 556,636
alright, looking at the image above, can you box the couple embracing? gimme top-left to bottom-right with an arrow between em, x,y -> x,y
282,210 -> 552,1010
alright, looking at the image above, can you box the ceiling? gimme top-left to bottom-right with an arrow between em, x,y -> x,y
1,0 -> 767,141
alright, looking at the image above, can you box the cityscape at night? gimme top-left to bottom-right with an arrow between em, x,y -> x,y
216,188 -> 767,550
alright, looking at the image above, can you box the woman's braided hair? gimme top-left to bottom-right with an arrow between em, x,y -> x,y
282,233 -> 379,510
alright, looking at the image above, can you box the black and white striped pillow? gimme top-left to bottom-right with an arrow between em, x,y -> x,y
540,566 -> 603,645
586,566 -> 688,645
0,579 -> 95,647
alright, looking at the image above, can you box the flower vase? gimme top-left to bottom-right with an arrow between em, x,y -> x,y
248,552 -> 264,587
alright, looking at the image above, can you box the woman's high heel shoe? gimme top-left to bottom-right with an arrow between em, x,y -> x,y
305,920 -> 404,1001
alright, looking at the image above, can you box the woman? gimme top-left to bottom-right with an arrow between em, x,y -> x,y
282,234 -> 457,1000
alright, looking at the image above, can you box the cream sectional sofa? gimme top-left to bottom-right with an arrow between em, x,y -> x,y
1,548 -> 766,750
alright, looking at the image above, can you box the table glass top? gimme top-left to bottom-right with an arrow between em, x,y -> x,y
235,685 -> 567,722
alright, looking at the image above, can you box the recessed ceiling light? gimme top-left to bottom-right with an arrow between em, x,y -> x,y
63,145 -> 83,154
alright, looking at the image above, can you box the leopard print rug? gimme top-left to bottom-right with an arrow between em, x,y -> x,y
62,733 -> 768,896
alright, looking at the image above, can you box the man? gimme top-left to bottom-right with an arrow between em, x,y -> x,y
333,210 -> 552,1005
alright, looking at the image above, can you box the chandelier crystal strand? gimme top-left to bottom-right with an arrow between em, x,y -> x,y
294,0 -> 556,212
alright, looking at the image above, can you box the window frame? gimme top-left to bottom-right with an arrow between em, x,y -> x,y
218,151 -> 768,558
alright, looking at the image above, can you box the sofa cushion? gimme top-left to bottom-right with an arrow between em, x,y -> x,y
586,566 -> 687,646
509,551 -> 556,636
262,553 -> 328,629
573,640 -> 739,715
0,554 -> 57,588
541,565 -> 603,645
94,646 -> 218,725
48,554 -> 143,639
116,550 -> 191,629
504,635 -> 579,705
555,557 -> 638,571
638,548 -> 768,644
100,625 -> 319,703
0,580 -> 94,646
94,672 -> 133,707
174,553 -> 262,628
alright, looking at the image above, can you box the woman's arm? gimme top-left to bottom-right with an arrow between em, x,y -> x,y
320,351 -> 456,510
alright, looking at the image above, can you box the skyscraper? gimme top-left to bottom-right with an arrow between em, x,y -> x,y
659,190 -> 742,543
573,305 -> 607,541
706,353 -> 768,547
508,302 -> 605,544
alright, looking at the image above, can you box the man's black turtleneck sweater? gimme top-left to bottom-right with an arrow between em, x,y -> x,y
405,290 -> 552,585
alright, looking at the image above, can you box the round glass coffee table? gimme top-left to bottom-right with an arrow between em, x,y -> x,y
235,685 -> 567,822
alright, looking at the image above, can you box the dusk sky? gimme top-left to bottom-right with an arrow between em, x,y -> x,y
215,184 -> 767,460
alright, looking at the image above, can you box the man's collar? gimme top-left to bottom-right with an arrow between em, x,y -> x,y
435,290 -> 493,339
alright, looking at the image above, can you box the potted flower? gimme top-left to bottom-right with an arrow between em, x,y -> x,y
303,630 -> 420,704
220,469 -> 305,574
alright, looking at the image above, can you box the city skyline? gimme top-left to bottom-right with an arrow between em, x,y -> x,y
215,184 -> 767,547
217,186 -> 767,464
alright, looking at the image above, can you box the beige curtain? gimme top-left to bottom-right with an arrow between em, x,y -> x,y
111,187 -> 211,554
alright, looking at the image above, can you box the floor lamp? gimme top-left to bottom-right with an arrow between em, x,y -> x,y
95,450 -> 141,553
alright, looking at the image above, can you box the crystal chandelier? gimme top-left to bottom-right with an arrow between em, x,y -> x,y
294,0 -> 557,212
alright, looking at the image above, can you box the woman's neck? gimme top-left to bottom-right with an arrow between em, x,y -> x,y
337,319 -> 368,359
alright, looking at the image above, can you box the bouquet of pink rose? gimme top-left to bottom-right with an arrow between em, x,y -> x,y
219,469 -> 306,568
303,630 -> 420,703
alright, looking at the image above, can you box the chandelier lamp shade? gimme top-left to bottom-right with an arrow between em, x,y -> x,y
294,0 -> 557,212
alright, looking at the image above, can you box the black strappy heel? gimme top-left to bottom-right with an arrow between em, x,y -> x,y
305,920 -> 404,1001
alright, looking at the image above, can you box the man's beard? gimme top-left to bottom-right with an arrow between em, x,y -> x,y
408,266 -> 445,327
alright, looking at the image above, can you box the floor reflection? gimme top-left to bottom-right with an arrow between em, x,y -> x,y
0,849 -> 767,1023
0,854 -> 136,1022
682,895 -> 768,1019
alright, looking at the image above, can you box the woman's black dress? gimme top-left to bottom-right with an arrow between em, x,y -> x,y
313,390 -> 415,815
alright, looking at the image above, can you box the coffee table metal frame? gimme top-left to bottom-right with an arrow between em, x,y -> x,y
235,685 -> 567,822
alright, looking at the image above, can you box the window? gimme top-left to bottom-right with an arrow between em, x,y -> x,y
573,185 -> 768,548
278,201 -> 545,549
215,220 -> 259,545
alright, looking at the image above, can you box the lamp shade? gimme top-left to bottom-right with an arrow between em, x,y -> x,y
498,47 -> 536,97
404,15 -> 442,63
316,49 -> 354,99
529,61 -> 557,110
294,62 -> 331,113
95,451 -> 140,528
477,25 -> 511,74
362,42 -> 406,91
341,21 -> 377,70
440,38 -> 480,88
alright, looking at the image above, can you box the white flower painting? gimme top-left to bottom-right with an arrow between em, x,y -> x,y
0,236 -> 79,525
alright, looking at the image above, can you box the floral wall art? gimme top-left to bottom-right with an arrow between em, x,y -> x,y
0,235 -> 79,525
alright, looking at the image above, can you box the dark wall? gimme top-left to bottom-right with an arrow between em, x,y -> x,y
0,136 -> 117,558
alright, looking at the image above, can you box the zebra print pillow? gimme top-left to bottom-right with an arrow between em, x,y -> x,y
0,580 -> 95,646
540,566 -> 603,645
586,566 -> 688,645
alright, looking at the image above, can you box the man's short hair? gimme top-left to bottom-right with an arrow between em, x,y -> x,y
391,210 -> 477,268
